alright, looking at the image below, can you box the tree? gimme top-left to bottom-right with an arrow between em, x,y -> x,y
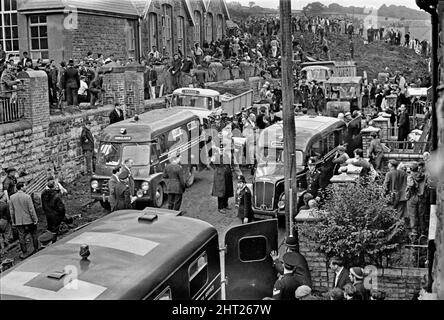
249,1 -> 255,8
302,2 -> 327,16
299,180 -> 408,267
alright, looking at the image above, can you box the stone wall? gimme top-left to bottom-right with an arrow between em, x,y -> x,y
298,227 -> 427,300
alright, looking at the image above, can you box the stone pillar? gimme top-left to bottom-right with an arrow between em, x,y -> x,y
372,115 -> 390,140
361,126 -> 381,151
124,64 -> 145,117
102,67 -> 126,106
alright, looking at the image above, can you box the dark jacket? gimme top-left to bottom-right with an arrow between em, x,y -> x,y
333,267 -> 352,289
212,164 -> 234,198
272,273 -> 303,300
384,169 -> 408,203
109,108 -> 124,124
237,186 -> 253,221
306,169 -> 321,198
163,162 -> 186,194
353,281 -> 370,300
114,181 -> 132,211
273,251 -> 312,288
121,166 -> 135,197
62,66 -> 80,89
108,174 -> 119,211
80,126 -> 94,152
256,113 -> 269,130
2,175 -> 17,198
41,188 -> 66,232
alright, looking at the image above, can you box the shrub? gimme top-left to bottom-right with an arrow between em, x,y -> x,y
299,179 -> 408,267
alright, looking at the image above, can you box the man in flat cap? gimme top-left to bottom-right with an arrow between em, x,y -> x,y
41,176 -> 66,243
384,159 -> 407,218
236,175 -> 253,224
271,252 -> 304,300
2,167 -> 18,202
295,285 -> 318,300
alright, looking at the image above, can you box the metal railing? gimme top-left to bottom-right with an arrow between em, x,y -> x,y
0,90 -> 25,125
381,140 -> 431,153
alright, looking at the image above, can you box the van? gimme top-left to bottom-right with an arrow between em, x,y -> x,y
0,208 -> 278,300
91,108 -> 202,209
252,115 -> 348,218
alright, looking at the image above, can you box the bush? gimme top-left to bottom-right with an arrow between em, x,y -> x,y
299,179 -> 408,267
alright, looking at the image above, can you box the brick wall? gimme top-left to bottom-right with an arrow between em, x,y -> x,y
70,13 -> 135,61
298,227 -> 427,300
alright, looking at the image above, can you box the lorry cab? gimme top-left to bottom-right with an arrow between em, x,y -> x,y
300,65 -> 331,83
171,88 -> 220,125
252,115 -> 347,219
325,76 -> 363,113
91,108 -> 202,209
0,208 -> 278,300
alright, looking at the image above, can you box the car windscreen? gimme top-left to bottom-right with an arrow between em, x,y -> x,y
97,143 -> 150,166
172,94 -> 213,110
256,148 -> 303,177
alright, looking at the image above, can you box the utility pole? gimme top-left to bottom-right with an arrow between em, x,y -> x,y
279,0 -> 298,249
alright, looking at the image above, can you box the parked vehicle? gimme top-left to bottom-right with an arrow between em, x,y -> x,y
324,76 -> 363,113
252,115 -> 348,219
0,208 -> 278,300
91,108 -> 202,209
170,87 -> 253,124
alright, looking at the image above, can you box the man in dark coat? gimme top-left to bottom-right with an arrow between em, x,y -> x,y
108,166 -> 121,212
2,167 -> 18,201
121,158 -> 135,199
163,153 -> 187,211
329,256 -> 352,289
270,236 -> 312,287
305,157 -> 321,198
169,53 -> 182,90
384,159 -> 408,219
89,74 -> 103,107
255,107 -> 270,130
41,177 -> 66,243
114,171 -> 132,211
80,123 -> 95,174
109,103 -> 125,124
62,59 -> 80,106
269,109 -> 282,124
236,175 -> 253,224
271,252 -> 304,300
397,104 -> 410,142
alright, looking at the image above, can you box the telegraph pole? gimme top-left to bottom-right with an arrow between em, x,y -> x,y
280,0 -> 298,249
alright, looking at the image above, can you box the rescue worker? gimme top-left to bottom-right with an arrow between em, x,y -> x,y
271,252 -> 304,300
80,122 -> 95,175
163,152 -> 187,211
305,157 -> 321,198
114,171 -> 132,210
367,131 -> 384,170
270,236 -> 312,287
384,159 -> 408,219
41,176 -> 66,243
236,175 -> 253,224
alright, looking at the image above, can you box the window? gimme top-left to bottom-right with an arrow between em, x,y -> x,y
161,4 -> 172,56
97,143 -> 150,166
188,252 -> 208,298
126,20 -> 136,52
309,139 -> 322,157
0,0 -> 19,55
206,13 -> 213,42
193,11 -> 201,45
216,14 -> 223,41
239,236 -> 267,262
29,14 -> 48,60
148,13 -> 158,51
177,16 -> 185,54
154,287 -> 172,300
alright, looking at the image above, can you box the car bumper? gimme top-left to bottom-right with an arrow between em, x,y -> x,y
252,208 -> 285,219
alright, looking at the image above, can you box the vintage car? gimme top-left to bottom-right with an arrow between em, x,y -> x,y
252,115 -> 348,218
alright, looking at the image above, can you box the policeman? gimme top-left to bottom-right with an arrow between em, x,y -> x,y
271,252 -> 304,300
306,157 -> 321,198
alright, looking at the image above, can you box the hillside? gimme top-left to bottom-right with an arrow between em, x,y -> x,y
296,31 -> 429,82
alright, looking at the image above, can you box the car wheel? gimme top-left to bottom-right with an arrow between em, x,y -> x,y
153,184 -> 164,208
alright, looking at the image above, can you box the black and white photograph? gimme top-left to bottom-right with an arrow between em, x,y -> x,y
0,0 -> 443,306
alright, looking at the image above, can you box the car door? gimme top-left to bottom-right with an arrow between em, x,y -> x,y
223,219 -> 278,300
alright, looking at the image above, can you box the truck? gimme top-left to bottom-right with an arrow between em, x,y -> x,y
170,86 -> 253,125
300,60 -> 357,82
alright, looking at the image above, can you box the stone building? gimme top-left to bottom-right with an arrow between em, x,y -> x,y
0,0 -> 230,62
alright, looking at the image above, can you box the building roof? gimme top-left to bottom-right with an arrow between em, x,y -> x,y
0,209 -> 217,300
204,0 -> 231,20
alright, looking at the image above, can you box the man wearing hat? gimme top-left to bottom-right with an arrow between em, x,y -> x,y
114,171 -> 132,210
305,157 -> 321,198
406,161 -> 427,240
271,252 -> 304,300
109,102 -> 125,124
332,145 -> 349,174
41,176 -> 66,243
349,267 -> 369,300
270,236 -> 312,287
2,167 -> 18,202
236,175 -> 253,224
163,152 -> 187,211
62,59 -> 80,107
384,159 -> 407,218
367,131 -> 384,170
255,107 -> 269,130
295,285 -> 318,300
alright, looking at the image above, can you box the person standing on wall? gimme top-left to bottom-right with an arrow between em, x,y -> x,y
163,152 -> 187,211
80,121 -> 95,175
62,59 -> 80,107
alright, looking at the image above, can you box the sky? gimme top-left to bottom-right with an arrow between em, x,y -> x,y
233,0 -> 420,10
